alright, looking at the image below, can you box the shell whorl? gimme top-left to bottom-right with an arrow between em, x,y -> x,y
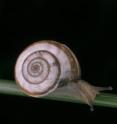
15,40 -> 81,97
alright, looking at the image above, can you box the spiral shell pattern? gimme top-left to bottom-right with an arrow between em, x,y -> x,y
15,40 -> 81,97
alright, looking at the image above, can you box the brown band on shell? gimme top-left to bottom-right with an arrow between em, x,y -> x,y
22,51 -> 50,84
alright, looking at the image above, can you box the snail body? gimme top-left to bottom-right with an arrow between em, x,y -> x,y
15,40 -> 112,110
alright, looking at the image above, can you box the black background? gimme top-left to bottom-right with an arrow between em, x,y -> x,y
0,0 -> 117,123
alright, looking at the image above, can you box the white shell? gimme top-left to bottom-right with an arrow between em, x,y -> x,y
15,40 -> 81,97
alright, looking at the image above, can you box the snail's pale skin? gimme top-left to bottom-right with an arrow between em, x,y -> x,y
65,80 -> 112,111
15,40 -> 112,110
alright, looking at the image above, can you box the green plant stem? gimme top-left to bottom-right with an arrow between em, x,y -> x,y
0,79 -> 117,108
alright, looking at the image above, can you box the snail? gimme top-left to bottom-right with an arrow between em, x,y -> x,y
15,40 -> 112,110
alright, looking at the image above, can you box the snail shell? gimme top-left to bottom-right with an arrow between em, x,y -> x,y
15,40 -> 81,97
